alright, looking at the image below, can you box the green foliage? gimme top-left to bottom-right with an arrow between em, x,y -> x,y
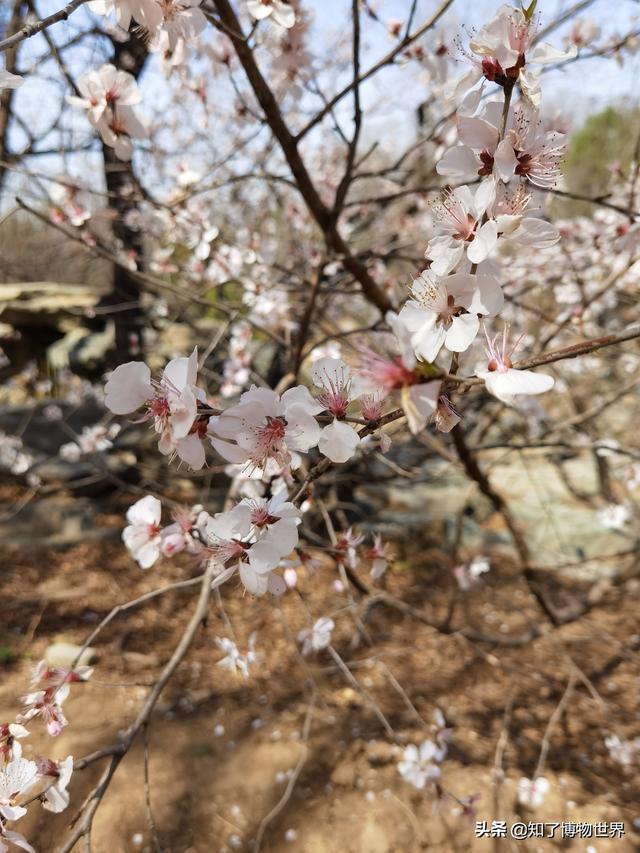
562,106 -> 640,215
0,646 -> 17,665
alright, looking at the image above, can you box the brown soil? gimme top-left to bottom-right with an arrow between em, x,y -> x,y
1,505 -> 639,852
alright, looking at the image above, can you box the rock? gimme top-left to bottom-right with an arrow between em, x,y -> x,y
0,494 -> 116,549
46,642 -> 97,668
0,281 -> 99,327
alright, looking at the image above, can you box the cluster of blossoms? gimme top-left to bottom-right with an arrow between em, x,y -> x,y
386,3 -> 576,409
121,487 -> 394,599
59,423 -> 120,462
70,1 -> 296,158
67,64 -> 147,160
122,490 -> 303,595
0,662 -> 91,852
106,351 -> 401,471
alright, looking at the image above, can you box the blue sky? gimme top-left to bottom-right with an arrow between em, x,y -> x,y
4,0 -> 640,201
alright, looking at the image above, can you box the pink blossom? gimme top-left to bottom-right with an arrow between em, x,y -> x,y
210,385 -> 322,473
104,348 -> 208,469
476,325 -> 554,405
399,270 -> 503,362
354,312 -> 440,435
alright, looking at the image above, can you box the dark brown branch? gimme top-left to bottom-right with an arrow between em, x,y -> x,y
211,0 -> 392,314
295,0 -> 454,141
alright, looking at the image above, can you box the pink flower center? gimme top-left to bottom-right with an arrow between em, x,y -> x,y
317,376 -> 350,418
250,415 -> 288,468
358,350 -> 418,392
148,394 -> 171,423
433,189 -> 477,241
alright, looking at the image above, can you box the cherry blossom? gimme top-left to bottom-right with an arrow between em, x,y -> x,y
335,528 -> 364,570
66,65 -> 146,160
202,505 -> 251,567
97,105 -> 147,161
438,102 -> 564,190
18,686 -> 68,737
67,63 -> 141,124
367,534 -> 392,579
59,424 -> 116,461
48,183 -> 91,227
298,617 -> 335,655
488,184 -> 559,249
355,312 -> 440,435
200,493 -> 299,596
104,348 -> 208,469
453,4 -> 577,107
494,111 -> 565,189
476,325 -> 554,405
247,0 -> 295,30
397,740 -> 445,790
160,504 -> 206,557
152,0 -> 208,51
312,358 -> 361,463
88,0 -> 163,32
399,270 -> 503,362
30,660 -> 94,688
209,385 -> 322,473
122,495 -> 162,569
0,758 -> 38,821
236,494 -> 301,596
517,776 -> 549,809
35,756 -> 73,813
426,185 -> 499,274
215,634 -> 258,678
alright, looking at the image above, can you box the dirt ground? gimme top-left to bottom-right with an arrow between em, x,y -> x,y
1,488 -> 639,853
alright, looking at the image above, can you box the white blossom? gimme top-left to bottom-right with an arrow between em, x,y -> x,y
122,495 -> 162,569
399,270 -> 503,362
397,740 -> 444,789
210,385 -> 322,473
298,617 -> 334,655
247,0 -> 295,29
477,325 -> 554,405
0,758 -> 38,822
517,776 -> 549,809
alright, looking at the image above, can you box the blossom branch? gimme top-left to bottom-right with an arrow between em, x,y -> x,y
211,0 -> 392,314
0,0 -> 89,53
